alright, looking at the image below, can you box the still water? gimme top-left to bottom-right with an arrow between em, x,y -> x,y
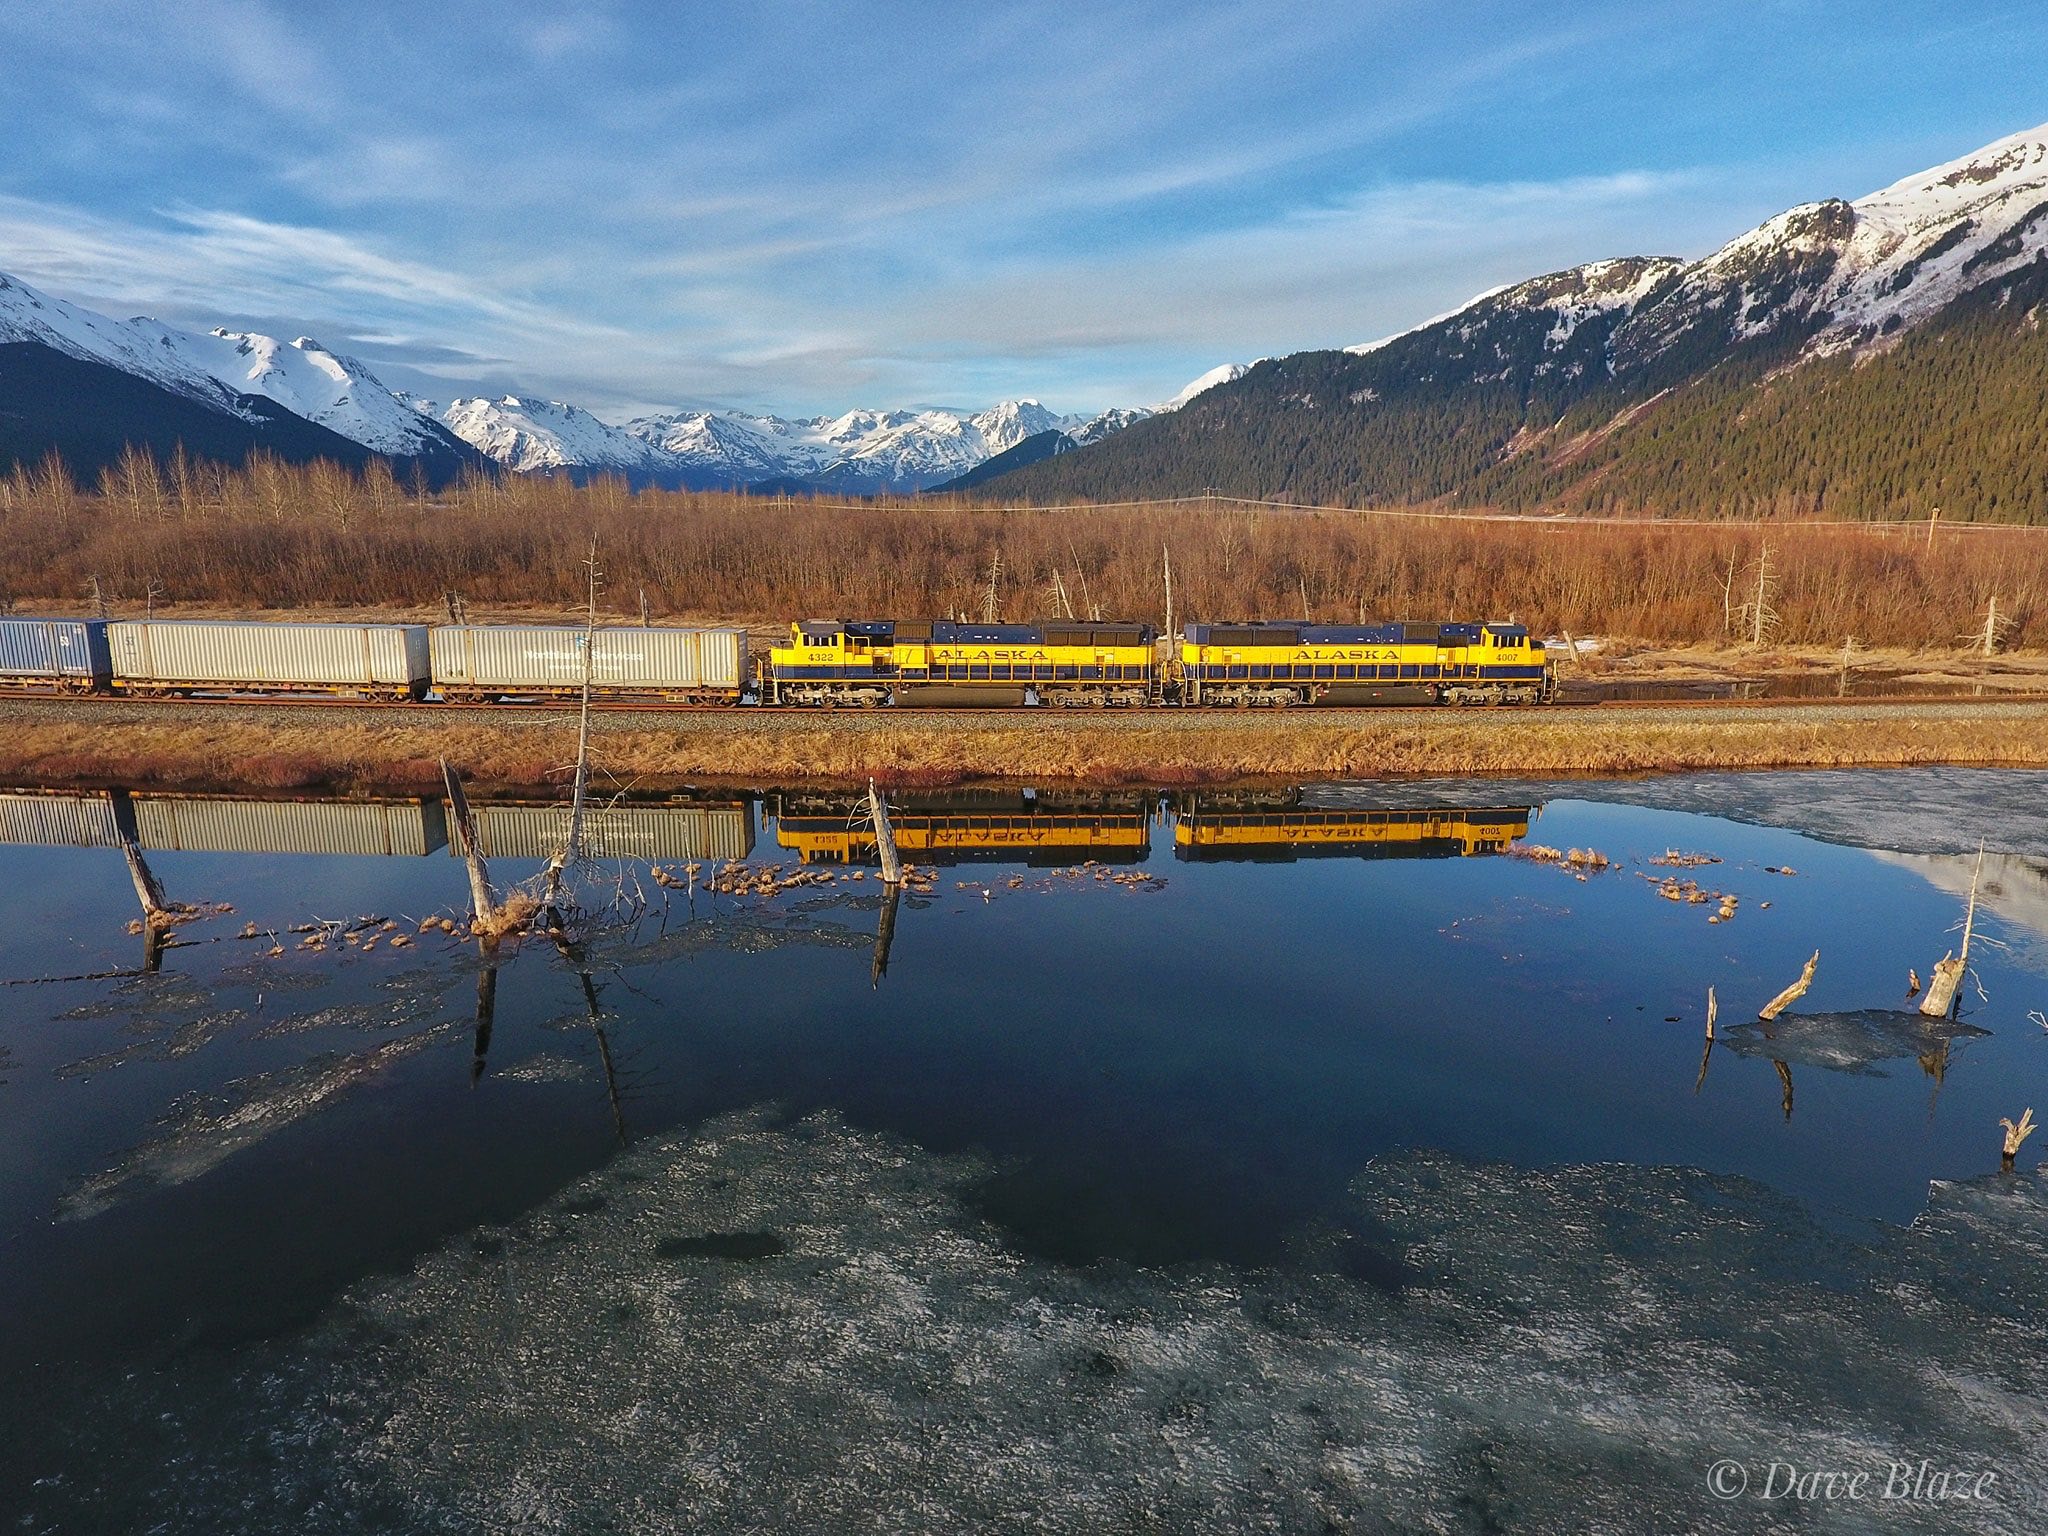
3,773 -> 2046,1532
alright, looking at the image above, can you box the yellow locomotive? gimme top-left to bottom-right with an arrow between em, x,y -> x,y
1178,621 -> 1551,706
765,619 -> 1158,707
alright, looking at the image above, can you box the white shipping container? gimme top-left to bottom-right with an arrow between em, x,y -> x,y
133,795 -> 447,857
108,621 -> 430,692
455,801 -> 753,863
429,626 -> 744,694
0,791 -> 120,848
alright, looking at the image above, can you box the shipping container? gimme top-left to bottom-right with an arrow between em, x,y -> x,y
429,625 -> 745,698
0,618 -> 111,688
0,790 -> 120,847
107,621 -> 430,696
453,799 -> 753,863
133,795 -> 448,857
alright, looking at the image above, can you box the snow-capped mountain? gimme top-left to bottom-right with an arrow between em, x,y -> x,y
1614,124 -> 2048,371
434,395 -> 1126,494
0,269 -> 480,481
977,121 -> 2048,511
128,323 -> 461,459
1,270 -> 239,407
624,409 -> 819,483
1069,407 -> 1152,445
434,395 -> 679,480
2,261 -> 1241,495
1156,362 -> 1251,409
468,391 -> 1218,493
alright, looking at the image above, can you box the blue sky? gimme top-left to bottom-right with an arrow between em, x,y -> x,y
2,1 -> 2044,419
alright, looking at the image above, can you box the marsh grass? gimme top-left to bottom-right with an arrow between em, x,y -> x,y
8,702 -> 2048,793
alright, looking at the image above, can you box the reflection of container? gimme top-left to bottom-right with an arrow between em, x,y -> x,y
107,621 -> 429,697
132,795 -> 448,857
0,790 -> 119,847
0,618 -> 111,689
429,626 -> 745,699
452,801 -> 754,862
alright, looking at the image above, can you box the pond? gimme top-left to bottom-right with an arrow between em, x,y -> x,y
2,772 -> 2045,1532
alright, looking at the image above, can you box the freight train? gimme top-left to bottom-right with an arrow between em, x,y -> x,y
0,614 -> 1555,706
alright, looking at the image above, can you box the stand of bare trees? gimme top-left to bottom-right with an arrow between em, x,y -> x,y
2,451 -> 2044,648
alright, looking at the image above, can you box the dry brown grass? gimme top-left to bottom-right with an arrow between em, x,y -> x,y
8,701 -> 2048,793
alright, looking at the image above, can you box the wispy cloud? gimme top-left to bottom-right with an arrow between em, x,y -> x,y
1,1 -> 2042,415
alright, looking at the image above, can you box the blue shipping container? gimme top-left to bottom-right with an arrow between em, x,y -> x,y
0,618 -> 111,687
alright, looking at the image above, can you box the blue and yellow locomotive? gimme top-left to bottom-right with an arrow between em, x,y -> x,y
1178,621 -> 1551,706
766,619 -> 1159,707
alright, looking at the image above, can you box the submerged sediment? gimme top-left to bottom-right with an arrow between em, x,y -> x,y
9,1109 -> 2046,1533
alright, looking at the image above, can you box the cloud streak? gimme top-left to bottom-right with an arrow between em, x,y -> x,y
0,1 -> 2043,415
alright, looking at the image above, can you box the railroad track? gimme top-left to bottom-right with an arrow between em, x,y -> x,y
4,690 -> 2047,715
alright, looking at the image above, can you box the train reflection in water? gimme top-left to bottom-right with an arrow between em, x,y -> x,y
774,788 -> 1536,868
0,788 -> 754,864
773,789 -> 1156,867
0,786 -> 1533,869
1172,791 -> 1532,862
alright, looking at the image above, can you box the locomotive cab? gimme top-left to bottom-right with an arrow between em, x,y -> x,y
766,620 -> 898,706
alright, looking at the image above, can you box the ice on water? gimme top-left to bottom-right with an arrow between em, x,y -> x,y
16,1109 -> 2047,1534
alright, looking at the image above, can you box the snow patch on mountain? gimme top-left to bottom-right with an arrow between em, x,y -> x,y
127,324 -> 453,456
1158,363 -> 1250,409
1070,406 -> 1151,445
1619,123 -> 2048,366
439,396 -> 674,477
0,270 -> 243,411
0,270 -> 466,460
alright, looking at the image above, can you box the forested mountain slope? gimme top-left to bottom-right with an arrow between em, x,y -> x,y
990,127 -> 2048,521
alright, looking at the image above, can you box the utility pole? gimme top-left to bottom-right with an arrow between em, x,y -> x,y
1162,544 -> 1174,642
1927,506 -> 1941,555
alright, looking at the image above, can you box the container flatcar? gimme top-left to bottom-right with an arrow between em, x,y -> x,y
1179,621 -> 1551,706
430,625 -> 745,702
0,617 -> 111,692
107,620 -> 429,699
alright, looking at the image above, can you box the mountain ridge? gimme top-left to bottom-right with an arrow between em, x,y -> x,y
0,266 -> 1245,493
985,122 -> 2048,520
